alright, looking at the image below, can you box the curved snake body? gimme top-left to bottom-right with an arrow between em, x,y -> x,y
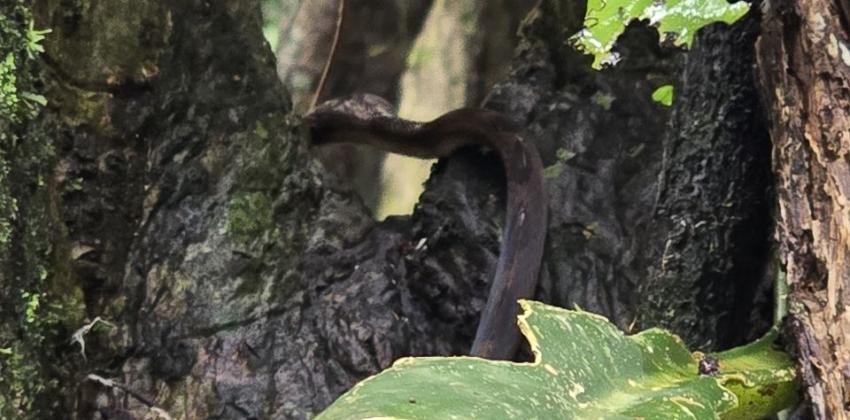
306,94 -> 547,360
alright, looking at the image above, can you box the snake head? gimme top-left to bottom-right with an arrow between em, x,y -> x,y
304,93 -> 397,146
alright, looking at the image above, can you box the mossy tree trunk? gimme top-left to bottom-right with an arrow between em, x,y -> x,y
0,1 -> 81,417
0,0 -> 786,418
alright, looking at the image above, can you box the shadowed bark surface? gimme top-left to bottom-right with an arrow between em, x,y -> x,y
0,0 -> 779,418
637,11 -> 774,350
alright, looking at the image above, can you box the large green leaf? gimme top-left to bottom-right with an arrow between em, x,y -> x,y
713,331 -> 799,419
571,0 -> 750,69
317,301 -> 797,419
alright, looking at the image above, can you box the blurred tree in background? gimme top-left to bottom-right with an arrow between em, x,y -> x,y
267,0 -> 533,217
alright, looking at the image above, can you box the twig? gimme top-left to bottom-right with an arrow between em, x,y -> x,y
70,316 -> 115,360
310,0 -> 346,110
85,374 -> 173,420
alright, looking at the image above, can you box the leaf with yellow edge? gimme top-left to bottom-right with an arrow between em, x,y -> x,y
713,329 -> 799,419
317,301 -> 798,419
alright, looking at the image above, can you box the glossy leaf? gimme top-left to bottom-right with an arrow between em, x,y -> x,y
318,301 -> 797,419
571,0 -> 750,69
713,330 -> 799,419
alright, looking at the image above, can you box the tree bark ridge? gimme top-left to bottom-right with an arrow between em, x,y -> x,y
757,0 -> 850,417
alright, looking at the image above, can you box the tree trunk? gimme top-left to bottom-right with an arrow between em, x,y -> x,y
0,0 -> 783,418
757,0 -> 850,417
637,9 -> 774,350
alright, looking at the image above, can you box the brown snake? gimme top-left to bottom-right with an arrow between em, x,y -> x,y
303,0 -> 546,360
305,94 -> 547,359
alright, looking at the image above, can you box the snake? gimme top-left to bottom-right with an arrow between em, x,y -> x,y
305,93 -> 547,360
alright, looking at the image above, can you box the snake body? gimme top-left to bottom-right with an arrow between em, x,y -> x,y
306,94 -> 547,360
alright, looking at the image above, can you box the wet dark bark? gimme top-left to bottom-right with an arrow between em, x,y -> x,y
636,11 -> 775,349
5,0 -> 777,418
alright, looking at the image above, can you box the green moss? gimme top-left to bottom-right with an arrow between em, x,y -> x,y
0,3 -> 82,416
36,0 -> 170,85
254,121 -> 270,140
50,82 -> 113,134
0,53 -> 21,121
543,148 -> 577,179
232,263 -> 264,298
227,191 -> 275,244
0,13 -> 49,125
0,346 -> 44,415
236,119 -> 296,190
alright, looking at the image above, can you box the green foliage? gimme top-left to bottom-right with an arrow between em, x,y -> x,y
571,0 -> 750,69
0,13 -> 49,124
318,301 -> 798,419
714,331 -> 799,419
0,344 -> 46,415
21,291 -> 41,324
24,20 -> 50,60
0,5 -> 52,249
0,53 -> 21,121
0,3 -> 71,416
652,84 -> 675,106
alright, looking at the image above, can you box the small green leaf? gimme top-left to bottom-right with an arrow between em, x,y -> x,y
20,91 -> 46,106
25,20 -> 51,59
22,290 -> 40,324
652,85 -> 675,106
0,347 -> 12,356
543,148 -> 577,179
543,162 -> 565,179
318,301 -> 796,419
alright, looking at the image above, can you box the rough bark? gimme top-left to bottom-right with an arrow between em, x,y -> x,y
3,0 -> 777,418
757,0 -> 850,417
637,9 -> 775,349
